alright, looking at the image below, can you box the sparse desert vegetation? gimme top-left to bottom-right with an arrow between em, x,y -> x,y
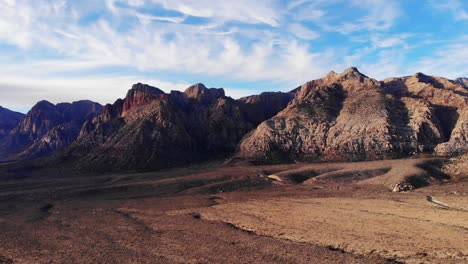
0,156 -> 467,263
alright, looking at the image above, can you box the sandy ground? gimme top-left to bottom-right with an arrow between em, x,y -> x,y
199,186 -> 468,263
0,158 -> 467,263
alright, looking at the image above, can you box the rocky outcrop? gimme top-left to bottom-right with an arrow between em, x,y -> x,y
70,97 -> 196,171
442,153 -> 468,180
122,83 -> 166,116
0,100 -> 102,161
239,68 -> 468,163
183,83 -> 225,105
67,83 -> 264,171
238,92 -> 294,126
0,106 -> 24,141
384,73 -> 468,155
455,77 -> 468,88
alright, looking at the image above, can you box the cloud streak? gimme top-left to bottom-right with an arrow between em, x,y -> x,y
0,0 -> 466,112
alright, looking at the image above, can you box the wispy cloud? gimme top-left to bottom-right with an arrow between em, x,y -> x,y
288,23 -> 320,40
0,0 -> 466,111
409,35 -> 468,78
430,0 -> 468,21
322,0 -> 401,33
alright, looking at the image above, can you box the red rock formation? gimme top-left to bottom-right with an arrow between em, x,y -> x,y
121,83 -> 166,116
67,83 -> 261,171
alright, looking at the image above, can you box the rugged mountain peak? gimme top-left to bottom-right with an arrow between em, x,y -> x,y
129,83 -> 165,95
0,100 -> 102,161
32,100 -> 55,111
297,67 -> 380,100
455,77 -> 468,88
341,66 -> 363,76
410,72 -> 442,87
326,70 -> 338,76
332,67 -> 380,92
184,83 -> 225,104
122,83 -> 167,115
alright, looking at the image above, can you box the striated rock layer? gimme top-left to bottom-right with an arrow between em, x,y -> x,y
239,68 -> 468,163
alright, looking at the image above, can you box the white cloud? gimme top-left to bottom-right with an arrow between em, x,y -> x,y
139,0 -> 282,26
0,0 -> 333,86
431,0 -> 468,21
409,36 -> 468,79
289,23 -> 320,40
1,0 -> 466,113
322,0 -> 400,33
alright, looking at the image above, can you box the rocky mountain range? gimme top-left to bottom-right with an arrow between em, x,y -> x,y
59,83 -> 294,171
239,68 -> 467,162
0,68 -> 466,170
0,101 -> 102,162
0,106 -> 24,141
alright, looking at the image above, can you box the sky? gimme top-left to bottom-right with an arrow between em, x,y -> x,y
0,0 -> 467,113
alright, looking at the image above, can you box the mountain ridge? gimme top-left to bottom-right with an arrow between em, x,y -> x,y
1,67 -> 466,170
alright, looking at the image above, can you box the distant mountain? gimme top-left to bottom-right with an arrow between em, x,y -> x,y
0,106 -> 24,141
455,77 -> 468,88
0,100 -> 102,161
239,68 -> 468,162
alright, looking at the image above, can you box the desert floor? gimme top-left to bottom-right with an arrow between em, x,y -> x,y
0,158 -> 467,263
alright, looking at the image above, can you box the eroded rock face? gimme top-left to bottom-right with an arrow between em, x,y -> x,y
122,83 -> 166,116
239,68 -> 468,163
455,77 -> 468,88
238,92 -> 294,126
0,106 -> 24,141
0,100 -> 102,161
71,97 -> 196,171
4,69 -> 465,170
68,83 -> 271,171
183,83 -> 225,105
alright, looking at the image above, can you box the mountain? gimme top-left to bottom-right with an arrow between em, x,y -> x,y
62,83 -> 291,171
0,106 -> 24,141
2,69 -> 466,170
239,68 -> 468,162
238,91 -> 295,126
0,100 -> 102,161
456,77 -> 468,88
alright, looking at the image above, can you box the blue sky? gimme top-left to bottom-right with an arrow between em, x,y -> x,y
0,0 -> 467,113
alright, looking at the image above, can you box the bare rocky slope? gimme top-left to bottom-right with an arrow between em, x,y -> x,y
2,68 -> 466,170
239,67 -> 467,163
62,83 -> 292,171
0,106 -> 24,141
456,77 -> 468,88
0,100 -> 102,162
